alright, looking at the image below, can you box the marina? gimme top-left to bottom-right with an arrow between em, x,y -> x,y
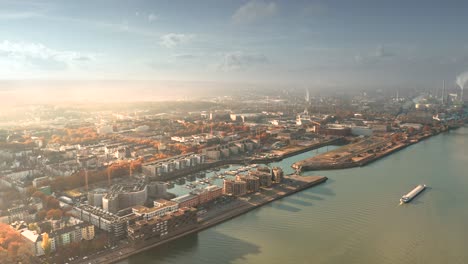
167,163 -> 275,196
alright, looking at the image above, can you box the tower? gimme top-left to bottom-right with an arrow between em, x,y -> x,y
107,167 -> 111,186
129,162 -> 133,178
442,80 -> 446,104
85,169 -> 89,192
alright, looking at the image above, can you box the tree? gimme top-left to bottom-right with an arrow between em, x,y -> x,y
41,233 -> 51,258
28,223 -> 39,232
0,223 -> 32,263
130,159 -> 143,174
26,186 -> 37,196
44,196 -> 60,210
37,210 -> 47,221
46,209 -> 63,220
32,191 -> 46,200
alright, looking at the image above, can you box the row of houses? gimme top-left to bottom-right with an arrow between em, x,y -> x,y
201,139 -> 255,160
71,205 -> 137,239
16,219 -> 95,257
171,185 -> 223,208
127,207 -> 198,243
142,153 -> 206,178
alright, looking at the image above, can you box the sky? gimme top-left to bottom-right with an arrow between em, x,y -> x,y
1,0 -> 468,90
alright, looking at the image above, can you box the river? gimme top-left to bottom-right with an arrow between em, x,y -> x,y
120,127 -> 468,264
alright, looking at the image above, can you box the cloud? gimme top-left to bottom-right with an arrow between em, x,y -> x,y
0,11 -> 40,20
232,0 -> 278,24
172,54 -> 197,60
355,45 -> 395,64
148,13 -> 158,22
219,51 -> 268,71
159,33 -> 194,48
0,40 -> 95,70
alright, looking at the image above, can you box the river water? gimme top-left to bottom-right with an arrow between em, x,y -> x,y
120,127 -> 468,264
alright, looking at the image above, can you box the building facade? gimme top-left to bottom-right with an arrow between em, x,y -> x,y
102,181 -> 148,213
223,179 -> 247,196
127,208 -> 198,243
132,200 -> 179,220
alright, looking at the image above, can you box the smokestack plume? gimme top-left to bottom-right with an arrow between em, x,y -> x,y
456,72 -> 468,101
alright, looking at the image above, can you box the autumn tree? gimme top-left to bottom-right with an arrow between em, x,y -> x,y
44,196 -> 60,209
37,210 -> 47,221
46,209 -> 63,220
32,191 -> 46,200
48,127 -> 100,145
26,186 -> 37,196
0,223 -> 32,264
130,159 -> 143,174
42,233 -> 51,258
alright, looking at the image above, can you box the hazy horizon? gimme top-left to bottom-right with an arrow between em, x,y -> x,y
1,0 -> 468,93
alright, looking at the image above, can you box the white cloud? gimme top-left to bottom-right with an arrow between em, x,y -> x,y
219,51 -> 268,71
0,11 -> 39,20
148,13 -> 158,22
0,40 -> 95,70
232,0 -> 278,24
159,34 -> 194,48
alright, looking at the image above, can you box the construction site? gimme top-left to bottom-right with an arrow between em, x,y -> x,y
292,137 -> 407,171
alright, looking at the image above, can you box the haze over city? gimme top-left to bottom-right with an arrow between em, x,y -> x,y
0,1 -> 467,264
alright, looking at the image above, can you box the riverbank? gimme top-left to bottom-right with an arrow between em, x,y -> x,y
119,126 -> 468,264
76,175 -> 327,264
292,130 -> 448,172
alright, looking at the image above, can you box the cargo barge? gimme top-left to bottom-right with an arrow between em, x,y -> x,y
400,184 -> 426,203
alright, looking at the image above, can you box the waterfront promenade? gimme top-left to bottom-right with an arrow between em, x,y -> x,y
76,175 -> 327,264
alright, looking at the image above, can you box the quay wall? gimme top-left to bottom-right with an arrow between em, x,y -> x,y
97,176 -> 328,264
